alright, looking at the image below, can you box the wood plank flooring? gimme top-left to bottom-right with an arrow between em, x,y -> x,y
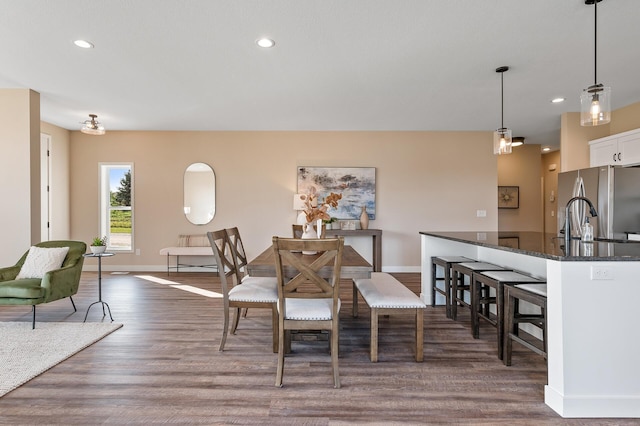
0,271 -> 632,425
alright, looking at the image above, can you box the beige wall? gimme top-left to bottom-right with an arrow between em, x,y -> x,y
541,150 -> 561,235
70,131 -> 499,271
41,122 -> 71,240
497,144 -> 543,232
560,101 -> 640,172
0,89 -> 40,263
560,112 -> 610,172
610,102 -> 640,135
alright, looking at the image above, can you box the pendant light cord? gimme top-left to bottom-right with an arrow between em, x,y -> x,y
501,71 -> 504,129
594,0 -> 598,85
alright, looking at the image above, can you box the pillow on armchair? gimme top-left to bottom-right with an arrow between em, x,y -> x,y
15,246 -> 70,279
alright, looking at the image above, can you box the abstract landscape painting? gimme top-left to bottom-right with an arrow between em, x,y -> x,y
297,167 -> 376,219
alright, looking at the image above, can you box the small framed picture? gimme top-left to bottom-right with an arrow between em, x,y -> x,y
498,186 -> 519,209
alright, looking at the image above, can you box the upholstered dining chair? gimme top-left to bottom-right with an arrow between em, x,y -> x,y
225,227 -> 279,320
207,230 -> 278,352
271,236 -> 344,388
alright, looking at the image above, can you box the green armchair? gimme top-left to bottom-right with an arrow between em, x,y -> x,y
0,240 -> 86,328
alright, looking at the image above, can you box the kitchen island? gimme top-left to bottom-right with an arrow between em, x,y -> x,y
420,231 -> 640,418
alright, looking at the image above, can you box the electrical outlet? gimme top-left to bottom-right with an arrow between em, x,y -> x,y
136,249 -> 141,256
476,210 -> 487,217
590,266 -> 613,280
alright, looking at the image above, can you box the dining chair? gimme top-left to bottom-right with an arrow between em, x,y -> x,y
225,227 -> 279,321
272,236 -> 344,388
207,230 -> 278,353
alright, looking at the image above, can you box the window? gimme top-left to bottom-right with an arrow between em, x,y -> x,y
99,163 -> 133,252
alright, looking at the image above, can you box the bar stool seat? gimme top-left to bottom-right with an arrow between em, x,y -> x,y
430,256 -> 475,318
450,262 -> 509,321
504,283 -> 547,366
472,270 -> 545,360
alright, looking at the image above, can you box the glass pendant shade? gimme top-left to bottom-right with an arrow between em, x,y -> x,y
580,84 -> 611,126
493,127 -> 512,155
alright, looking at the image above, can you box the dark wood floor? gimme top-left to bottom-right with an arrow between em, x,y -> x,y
0,272 -> 632,425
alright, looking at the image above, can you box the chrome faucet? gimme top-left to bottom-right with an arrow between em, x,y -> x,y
564,196 -> 598,246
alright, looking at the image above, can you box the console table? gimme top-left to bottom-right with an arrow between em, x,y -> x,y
324,228 -> 382,272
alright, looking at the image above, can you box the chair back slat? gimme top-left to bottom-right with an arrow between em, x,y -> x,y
207,230 -> 240,299
272,237 -> 344,314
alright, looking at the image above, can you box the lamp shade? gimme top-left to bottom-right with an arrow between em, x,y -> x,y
493,128 -> 512,155
293,193 -> 306,210
580,85 -> 611,126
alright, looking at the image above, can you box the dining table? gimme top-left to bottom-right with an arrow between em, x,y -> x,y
246,244 -> 373,280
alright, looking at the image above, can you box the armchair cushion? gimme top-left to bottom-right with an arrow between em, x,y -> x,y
16,246 -> 70,279
0,278 -> 45,299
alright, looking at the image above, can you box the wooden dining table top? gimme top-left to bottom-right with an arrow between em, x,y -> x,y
246,245 -> 373,280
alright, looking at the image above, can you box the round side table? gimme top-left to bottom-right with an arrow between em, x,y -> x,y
82,252 -> 115,322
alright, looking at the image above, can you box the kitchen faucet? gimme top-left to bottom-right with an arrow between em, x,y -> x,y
564,196 -> 598,246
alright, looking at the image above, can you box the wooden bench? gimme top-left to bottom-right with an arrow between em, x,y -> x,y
352,272 -> 426,362
159,234 -> 216,274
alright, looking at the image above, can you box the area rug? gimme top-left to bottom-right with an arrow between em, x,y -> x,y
0,321 -> 123,397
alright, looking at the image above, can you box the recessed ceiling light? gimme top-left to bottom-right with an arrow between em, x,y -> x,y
551,97 -> 565,103
256,38 -> 275,48
74,39 -> 94,49
542,147 -> 551,152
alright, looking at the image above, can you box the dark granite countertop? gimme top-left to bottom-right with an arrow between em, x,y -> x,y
420,231 -> 640,261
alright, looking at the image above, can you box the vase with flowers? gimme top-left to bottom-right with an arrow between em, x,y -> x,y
298,188 -> 342,254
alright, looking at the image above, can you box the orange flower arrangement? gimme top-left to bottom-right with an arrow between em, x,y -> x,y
300,188 -> 342,223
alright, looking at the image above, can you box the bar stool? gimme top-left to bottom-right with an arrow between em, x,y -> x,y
450,262 -> 509,321
430,256 -> 475,318
471,271 -> 545,360
503,283 -> 547,366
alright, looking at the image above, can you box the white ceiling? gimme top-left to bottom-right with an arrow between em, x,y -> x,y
1,0 -> 639,151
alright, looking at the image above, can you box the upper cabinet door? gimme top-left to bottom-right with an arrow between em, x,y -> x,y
590,137 -> 619,167
618,133 -> 640,167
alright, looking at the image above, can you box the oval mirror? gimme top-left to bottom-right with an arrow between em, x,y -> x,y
183,162 -> 216,225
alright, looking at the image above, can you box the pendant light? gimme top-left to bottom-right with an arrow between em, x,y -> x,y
580,0 -> 611,127
494,66 -> 512,155
81,114 -> 106,135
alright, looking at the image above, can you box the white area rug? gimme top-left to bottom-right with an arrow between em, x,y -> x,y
0,322 -> 123,397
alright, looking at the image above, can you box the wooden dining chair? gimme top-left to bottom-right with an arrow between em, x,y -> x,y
272,236 -> 344,388
225,227 -> 279,321
207,230 -> 278,353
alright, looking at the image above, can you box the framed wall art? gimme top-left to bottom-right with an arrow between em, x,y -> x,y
297,167 -> 376,219
498,186 -> 519,209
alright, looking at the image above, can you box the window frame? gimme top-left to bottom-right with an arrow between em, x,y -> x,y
99,162 -> 134,253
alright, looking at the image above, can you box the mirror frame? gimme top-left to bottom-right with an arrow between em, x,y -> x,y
183,162 -> 216,225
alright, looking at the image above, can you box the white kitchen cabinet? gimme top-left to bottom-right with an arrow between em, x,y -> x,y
589,128 -> 640,167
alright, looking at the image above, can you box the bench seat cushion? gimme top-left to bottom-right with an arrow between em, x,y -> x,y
159,247 -> 213,256
355,272 -> 426,309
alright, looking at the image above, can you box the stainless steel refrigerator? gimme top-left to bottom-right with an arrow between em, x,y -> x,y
557,165 -> 640,240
